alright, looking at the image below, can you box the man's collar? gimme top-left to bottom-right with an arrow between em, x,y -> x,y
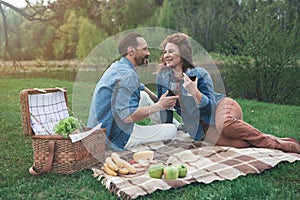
120,57 -> 135,69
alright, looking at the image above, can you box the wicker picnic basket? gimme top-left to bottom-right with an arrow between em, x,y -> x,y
20,87 -> 106,175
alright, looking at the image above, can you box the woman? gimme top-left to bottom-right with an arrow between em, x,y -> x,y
156,33 -> 300,153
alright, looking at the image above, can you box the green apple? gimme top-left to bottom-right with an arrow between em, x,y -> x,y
163,165 -> 179,180
148,164 -> 165,179
177,164 -> 188,178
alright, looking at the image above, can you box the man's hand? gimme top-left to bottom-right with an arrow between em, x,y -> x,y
124,91 -> 178,123
156,90 -> 178,110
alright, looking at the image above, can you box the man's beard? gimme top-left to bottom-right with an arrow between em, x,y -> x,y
136,56 -> 149,67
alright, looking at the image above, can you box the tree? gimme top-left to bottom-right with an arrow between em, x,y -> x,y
0,0 -> 65,61
76,17 -> 107,60
1,0 -> 164,61
53,10 -> 79,59
98,0 -> 160,35
167,0 -> 240,52
20,20 -> 56,60
221,2 -> 300,105
0,8 -> 23,60
157,0 -> 175,29
0,0 -> 104,61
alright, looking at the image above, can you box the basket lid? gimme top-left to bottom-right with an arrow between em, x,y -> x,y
20,87 -> 68,136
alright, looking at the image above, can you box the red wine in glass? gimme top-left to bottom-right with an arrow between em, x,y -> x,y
168,80 -> 181,110
189,76 -> 196,81
168,89 -> 176,96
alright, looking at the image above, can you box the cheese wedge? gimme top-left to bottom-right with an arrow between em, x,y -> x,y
133,150 -> 154,162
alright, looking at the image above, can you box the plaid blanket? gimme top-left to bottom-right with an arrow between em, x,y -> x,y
92,132 -> 300,199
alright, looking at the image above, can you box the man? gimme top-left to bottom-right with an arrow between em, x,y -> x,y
87,32 -> 178,150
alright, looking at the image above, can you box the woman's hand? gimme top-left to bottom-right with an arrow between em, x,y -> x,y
182,73 -> 202,105
182,73 -> 198,95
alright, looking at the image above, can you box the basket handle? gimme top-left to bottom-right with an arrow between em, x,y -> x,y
29,140 -> 55,175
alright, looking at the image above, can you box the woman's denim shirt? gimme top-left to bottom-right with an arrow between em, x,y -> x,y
156,67 -> 225,140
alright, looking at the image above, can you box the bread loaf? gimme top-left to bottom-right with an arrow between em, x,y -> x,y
133,150 -> 154,161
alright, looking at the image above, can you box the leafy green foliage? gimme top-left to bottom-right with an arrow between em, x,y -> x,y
53,11 -> 79,60
76,17 -> 107,60
54,116 -> 83,138
220,4 -> 300,105
1,0 -> 300,63
157,0 -> 175,29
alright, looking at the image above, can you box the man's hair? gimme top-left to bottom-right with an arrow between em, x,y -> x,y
118,32 -> 143,56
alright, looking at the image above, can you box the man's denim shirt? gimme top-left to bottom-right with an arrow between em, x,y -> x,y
87,57 -> 143,150
156,67 -> 225,141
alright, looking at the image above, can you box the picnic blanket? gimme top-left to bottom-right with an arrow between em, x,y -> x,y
92,132 -> 300,199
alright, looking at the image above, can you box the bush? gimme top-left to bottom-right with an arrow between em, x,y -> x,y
222,58 -> 300,105
220,4 -> 300,105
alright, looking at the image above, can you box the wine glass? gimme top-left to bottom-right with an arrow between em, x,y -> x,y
183,75 -> 196,96
169,80 -> 181,96
168,78 -> 181,111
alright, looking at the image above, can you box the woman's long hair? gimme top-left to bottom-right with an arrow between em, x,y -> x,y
157,33 -> 195,73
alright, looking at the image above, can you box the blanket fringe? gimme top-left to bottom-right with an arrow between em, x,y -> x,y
110,183 -> 132,200
92,168 -> 133,199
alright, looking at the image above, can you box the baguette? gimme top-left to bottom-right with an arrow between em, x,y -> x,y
105,157 -> 119,171
103,163 -> 117,176
121,159 -> 137,174
118,167 -> 129,175
111,152 -> 124,168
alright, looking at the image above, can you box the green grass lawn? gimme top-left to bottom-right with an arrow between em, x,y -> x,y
0,78 -> 299,200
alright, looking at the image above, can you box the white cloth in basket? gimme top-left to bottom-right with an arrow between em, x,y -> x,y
28,91 -> 69,135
